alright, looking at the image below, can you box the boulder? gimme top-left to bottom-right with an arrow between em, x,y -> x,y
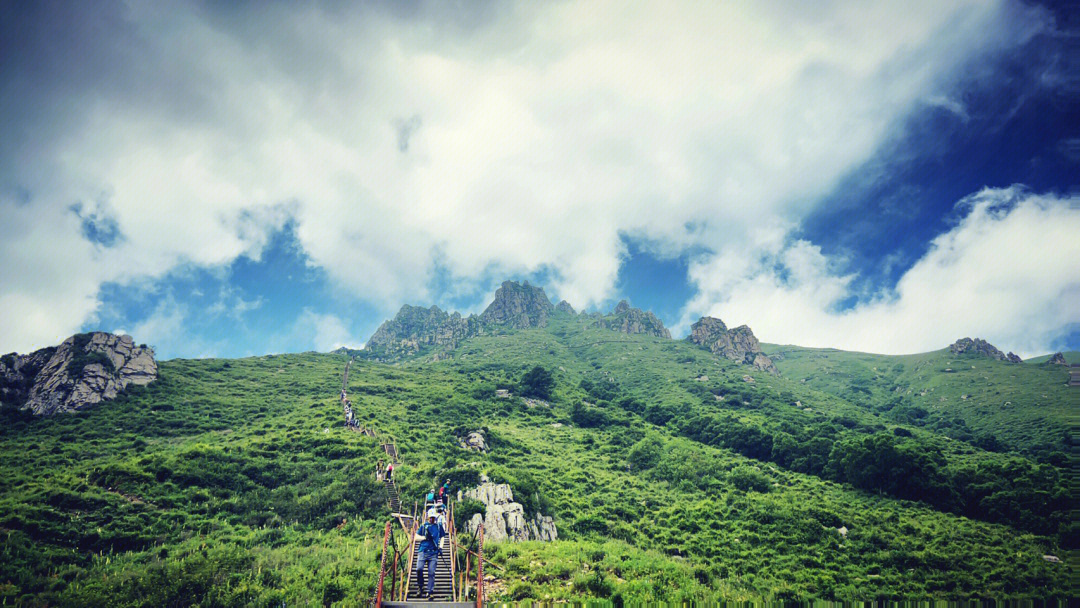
459,430 -> 489,452
461,478 -> 557,542
689,317 -> 778,374
1046,352 -> 1067,366
2,333 -> 157,416
948,338 -> 1020,363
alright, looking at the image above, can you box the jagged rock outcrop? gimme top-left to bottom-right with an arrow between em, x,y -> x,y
365,305 -> 478,360
1046,352 -> 1067,366
458,429 -> 489,452
594,300 -> 671,338
1,333 -> 157,416
949,338 -> 1022,363
688,317 -> 778,374
480,281 -> 554,329
461,477 -> 557,542
555,300 -> 576,315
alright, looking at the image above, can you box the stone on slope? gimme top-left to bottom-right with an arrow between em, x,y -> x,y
688,317 -> 779,374
949,338 -> 1021,363
461,476 -> 557,542
1,332 -> 157,416
1046,352 -> 1067,365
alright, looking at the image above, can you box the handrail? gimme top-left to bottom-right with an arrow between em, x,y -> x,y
448,499 -> 457,601
374,520 -> 392,607
400,510 -> 420,601
476,523 -> 485,608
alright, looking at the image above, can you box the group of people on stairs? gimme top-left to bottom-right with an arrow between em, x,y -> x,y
414,479 -> 453,599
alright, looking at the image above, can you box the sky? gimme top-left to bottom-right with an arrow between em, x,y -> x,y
1,0 -> 1077,359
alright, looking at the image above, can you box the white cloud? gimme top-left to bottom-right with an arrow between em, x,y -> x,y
0,0 -> 1056,353
293,309 -> 357,353
682,188 -> 1080,357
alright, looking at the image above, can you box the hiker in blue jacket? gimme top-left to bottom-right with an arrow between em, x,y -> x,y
415,511 -> 444,598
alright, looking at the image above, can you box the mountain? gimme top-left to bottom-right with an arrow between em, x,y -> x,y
480,280 -> 554,328
1,332 -> 157,415
365,304 -> 477,359
1,288 -> 1075,604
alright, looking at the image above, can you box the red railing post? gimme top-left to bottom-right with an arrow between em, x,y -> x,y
476,524 -> 485,608
375,520 -> 392,607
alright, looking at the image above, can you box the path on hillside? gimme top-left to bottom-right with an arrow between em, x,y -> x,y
1069,364 -> 1080,387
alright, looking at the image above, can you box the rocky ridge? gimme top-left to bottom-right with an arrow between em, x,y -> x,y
688,317 -> 778,374
949,338 -> 1022,363
593,300 -> 671,339
555,300 -> 576,315
365,305 -> 478,359
460,476 -> 557,542
1,332 -> 157,416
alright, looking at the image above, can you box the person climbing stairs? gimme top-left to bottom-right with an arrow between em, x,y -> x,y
406,526 -> 453,601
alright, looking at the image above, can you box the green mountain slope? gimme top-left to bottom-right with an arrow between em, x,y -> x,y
764,344 -> 1076,458
1025,351 -> 1080,365
1,313 -> 1076,604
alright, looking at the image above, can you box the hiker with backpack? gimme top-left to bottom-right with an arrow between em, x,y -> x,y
415,510 -> 444,598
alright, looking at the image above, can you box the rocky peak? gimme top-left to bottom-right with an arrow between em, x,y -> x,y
365,304 -> 476,360
596,300 -> 671,339
949,338 -> 1022,363
1,332 -> 157,416
461,476 -> 557,542
555,300 -> 576,315
688,316 -> 778,374
480,281 -> 554,329
1046,352 -> 1067,365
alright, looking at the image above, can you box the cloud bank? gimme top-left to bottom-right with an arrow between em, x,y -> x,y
0,0 -> 1073,356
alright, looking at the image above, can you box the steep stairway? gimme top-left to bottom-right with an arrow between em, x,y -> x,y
385,478 -> 402,514
406,533 -> 453,601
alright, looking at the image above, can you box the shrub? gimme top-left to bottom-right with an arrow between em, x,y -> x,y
519,366 -> 553,400
728,465 -> 772,492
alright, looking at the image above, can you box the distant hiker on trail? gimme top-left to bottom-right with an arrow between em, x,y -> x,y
436,484 -> 446,505
415,511 -> 444,598
385,462 -> 393,481
426,488 -> 436,503
442,479 -> 451,501
436,504 -> 448,533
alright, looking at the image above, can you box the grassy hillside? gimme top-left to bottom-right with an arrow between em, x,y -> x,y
764,344 -> 1076,459
0,319 -> 1076,605
1025,351 -> 1080,365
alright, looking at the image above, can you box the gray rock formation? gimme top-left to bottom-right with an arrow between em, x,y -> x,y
1,332 -> 157,415
1046,352 -> 1067,365
365,305 -> 478,360
555,300 -> 576,315
688,317 -> 778,374
593,300 -> 671,338
458,429 -> 489,452
461,477 -> 557,542
480,281 -> 554,329
949,338 -> 1021,363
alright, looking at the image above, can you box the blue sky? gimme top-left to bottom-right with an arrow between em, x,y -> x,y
1,0 -> 1077,359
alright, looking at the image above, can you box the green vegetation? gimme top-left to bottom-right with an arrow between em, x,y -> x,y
0,317 -> 1076,605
